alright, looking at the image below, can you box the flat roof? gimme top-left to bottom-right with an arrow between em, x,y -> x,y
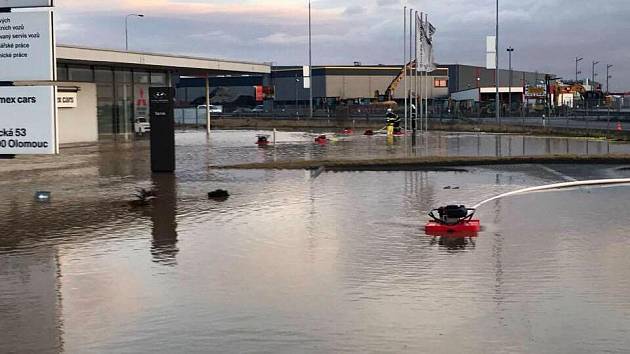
273,65 -> 448,77
56,45 -> 271,75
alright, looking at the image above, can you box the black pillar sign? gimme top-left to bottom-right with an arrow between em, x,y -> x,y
149,87 -> 176,173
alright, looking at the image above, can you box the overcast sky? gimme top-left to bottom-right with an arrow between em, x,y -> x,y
55,0 -> 630,91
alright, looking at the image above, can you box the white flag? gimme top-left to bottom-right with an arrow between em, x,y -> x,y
416,14 -> 436,72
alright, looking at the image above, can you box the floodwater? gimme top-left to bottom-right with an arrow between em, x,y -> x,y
1,130 -> 630,354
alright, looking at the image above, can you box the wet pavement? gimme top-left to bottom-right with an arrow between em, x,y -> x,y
1,130 -> 630,353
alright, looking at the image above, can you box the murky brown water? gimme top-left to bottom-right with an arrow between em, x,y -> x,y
2,130 -> 630,353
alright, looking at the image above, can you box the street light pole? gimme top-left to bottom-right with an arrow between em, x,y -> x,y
507,47 -> 514,115
592,60 -> 599,87
575,57 -> 583,83
125,14 -> 144,51
308,0 -> 313,119
495,0 -> 500,124
606,64 -> 613,94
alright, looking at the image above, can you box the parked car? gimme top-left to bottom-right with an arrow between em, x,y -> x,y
251,105 -> 265,113
197,105 -> 223,114
134,117 -> 150,135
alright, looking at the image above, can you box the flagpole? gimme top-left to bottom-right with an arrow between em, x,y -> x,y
414,11 -> 419,135
424,14 -> 433,133
419,12 -> 424,134
403,5 -> 407,133
409,8 -> 413,131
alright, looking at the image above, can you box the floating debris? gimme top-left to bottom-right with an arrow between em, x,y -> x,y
34,191 -> 51,203
129,188 -> 157,207
208,189 -> 230,201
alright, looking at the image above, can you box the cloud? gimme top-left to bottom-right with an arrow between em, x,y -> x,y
342,5 -> 366,16
53,0 -> 630,90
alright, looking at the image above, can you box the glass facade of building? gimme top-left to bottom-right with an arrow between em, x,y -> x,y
57,64 -> 169,138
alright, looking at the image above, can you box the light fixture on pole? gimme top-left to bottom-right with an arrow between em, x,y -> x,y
606,64 -> 613,94
125,14 -> 144,51
575,57 -> 583,83
507,47 -> 514,115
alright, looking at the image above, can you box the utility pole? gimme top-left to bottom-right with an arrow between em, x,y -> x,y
507,47 -> 514,115
495,0 -> 500,124
592,60 -> 599,87
308,0 -> 313,119
606,64 -> 613,94
575,57 -> 583,83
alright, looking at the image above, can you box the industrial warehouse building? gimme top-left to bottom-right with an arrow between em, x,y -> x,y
177,64 -> 549,113
177,65 -> 450,111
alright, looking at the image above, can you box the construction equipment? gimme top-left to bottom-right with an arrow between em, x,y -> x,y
383,59 -> 417,101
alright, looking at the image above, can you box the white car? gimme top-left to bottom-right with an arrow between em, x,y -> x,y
197,105 -> 223,114
134,117 -> 151,135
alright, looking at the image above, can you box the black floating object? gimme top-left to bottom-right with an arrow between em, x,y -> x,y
453,187 -> 460,190
443,186 -> 452,190
129,188 -> 157,207
35,191 -> 51,203
208,189 -> 230,201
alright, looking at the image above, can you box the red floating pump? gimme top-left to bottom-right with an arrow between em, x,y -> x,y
425,205 -> 480,235
314,135 -> 328,144
256,135 -> 270,146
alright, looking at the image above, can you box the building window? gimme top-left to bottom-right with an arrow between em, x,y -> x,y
150,72 -> 167,85
56,64 -> 68,81
134,71 -> 150,84
94,67 -> 113,83
434,78 -> 448,88
115,70 -> 132,84
68,65 -> 94,82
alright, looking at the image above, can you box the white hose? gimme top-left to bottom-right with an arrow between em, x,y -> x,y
472,179 -> 630,209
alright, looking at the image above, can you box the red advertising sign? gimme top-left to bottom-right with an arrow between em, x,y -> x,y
255,86 -> 264,102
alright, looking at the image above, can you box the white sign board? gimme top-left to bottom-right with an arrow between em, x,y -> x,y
486,36 -> 496,53
485,36 -> 497,69
302,65 -> 310,78
0,11 -> 55,81
303,77 -> 311,89
0,86 -> 57,154
486,53 -> 496,69
57,91 -> 77,108
0,0 -> 53,8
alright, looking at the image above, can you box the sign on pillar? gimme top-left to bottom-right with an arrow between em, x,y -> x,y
0,11 -> 55,81
0,1 -> 57,155
149,87 -> 176,173
0,1 -> 53,8
0,86 -> 56,154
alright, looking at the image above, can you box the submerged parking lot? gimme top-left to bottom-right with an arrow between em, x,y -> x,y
2,130 -> 630,353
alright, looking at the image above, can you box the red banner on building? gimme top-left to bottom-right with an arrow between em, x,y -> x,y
255,86 -> 264,102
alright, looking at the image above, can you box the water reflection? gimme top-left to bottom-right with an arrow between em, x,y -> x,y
430,235 -> 477,251
150,173 -> 178,266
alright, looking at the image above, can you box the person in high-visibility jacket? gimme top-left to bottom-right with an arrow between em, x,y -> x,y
385,109 -> 400,135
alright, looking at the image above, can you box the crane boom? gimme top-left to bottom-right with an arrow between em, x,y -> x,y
384,60 -> 417,100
